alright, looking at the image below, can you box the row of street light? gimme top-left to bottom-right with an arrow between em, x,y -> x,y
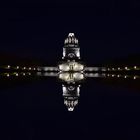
0,72 -> 31,77
106,74 -> 138,80
5,65 -> 38,71
107,66 -> 139,71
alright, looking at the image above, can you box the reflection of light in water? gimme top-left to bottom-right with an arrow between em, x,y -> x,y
59,72 -> 84,82
112,74 -> 115,77
101,68 -> 106,71
62,84 -> 80,111
68,86 -> 75,91
43,72 -> 58,77
7,65 -> 10,69
37,72 -> 42,76
85,73 -> 100,77
102,73 -> 106,77
37,68 -> 41,71
117,75 -> 120,77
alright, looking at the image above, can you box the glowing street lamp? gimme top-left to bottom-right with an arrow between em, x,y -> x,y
118,67 -> 120,70
117,75 -> 120,77
16,66 -> 19,69
134,66 -> 137,69
134,76 -> 137,80
112,74 -> 115,77
7,65 -> 10,69
125,67 -> 128,70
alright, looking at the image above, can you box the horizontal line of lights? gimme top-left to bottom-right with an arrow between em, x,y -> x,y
1,65 -> 38,71
106,74 -> 138,80
106,66 -> 139,71
0,72 -> 32,77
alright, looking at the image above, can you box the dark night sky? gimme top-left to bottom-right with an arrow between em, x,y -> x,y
0,0 -> 140,65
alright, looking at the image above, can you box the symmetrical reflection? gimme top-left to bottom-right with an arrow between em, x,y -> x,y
59,72 -> 84,83
62,84 -> 80,111
0,33 -> 140,111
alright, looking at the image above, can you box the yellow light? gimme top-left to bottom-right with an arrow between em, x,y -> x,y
23,67 -> 26,70
125,67 -> 128,70
29,67 -> 31,70
7,74 -> 10,77
134,66 -> 137,69
117,75 -> 120,77
16,73 -> 18,76
124,75 -> 127,78
7,65 -> 10,68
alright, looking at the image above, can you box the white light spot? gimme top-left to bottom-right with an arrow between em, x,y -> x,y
68,33 -> 74,37
134,76 -> 137,80
134,66 -> 137,69
117,75 -> 120,77
7,65 -> 10,69
68,107 -> 74,111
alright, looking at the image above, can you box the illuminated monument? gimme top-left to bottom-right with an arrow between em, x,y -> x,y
62,33 -> 80,60
1,33 -> 138,111
58,33 -> 84,111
